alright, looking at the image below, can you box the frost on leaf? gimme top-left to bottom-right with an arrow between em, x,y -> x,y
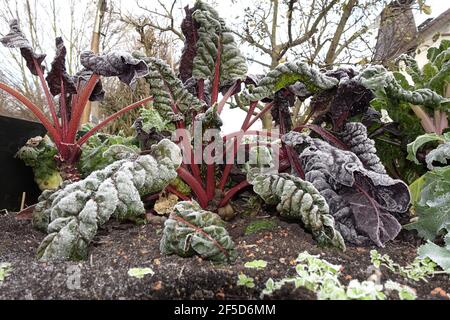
283,130 -> 410,247
45,37 -> 77,96
246,152 -> 345,250
0,19 -> 46,75
80,51 -> 148,87
357,65 -> 447,107
242,60 -> 339,103
135,55 -> 205,120
72,69 -> 105,102
16,136 -> 62,191
310,69 -> 374,131
190,0 -> 248,85
339,123 -> 386,174
160,201 -> 237,263
33,139 -> 182,261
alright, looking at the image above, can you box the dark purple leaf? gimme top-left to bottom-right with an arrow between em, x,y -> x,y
0,19 -> 46,75
80,51 -> 148,87
342,188 -> 402,247
311,69 -> 374,131
272,90 -> 293,132
72,69 -> 105,102
179,5 -> 198,83
283,129 -> 411,247
45,37 -> 77,96
287,82 -> 313,101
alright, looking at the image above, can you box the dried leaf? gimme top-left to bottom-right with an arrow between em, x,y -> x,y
154,193 -> 179,216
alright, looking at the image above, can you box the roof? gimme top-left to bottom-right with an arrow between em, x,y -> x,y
373,4 -> 450,65
417,8 -> 450,37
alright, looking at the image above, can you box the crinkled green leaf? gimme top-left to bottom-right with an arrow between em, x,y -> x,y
79,132 -> 139,177
160,201 -> 237,263
135,55 -> 205,120
33,139 -> 182,261
243,60 -> 338,102
16,136 -> 62,191
246,152 -> 345,250
358,65 -> 447,107
191,0 -> 247,84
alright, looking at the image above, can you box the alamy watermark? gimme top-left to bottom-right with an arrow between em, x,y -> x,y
171,121 -> 280,172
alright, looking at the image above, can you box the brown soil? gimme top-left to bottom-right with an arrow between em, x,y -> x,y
0,209 -> 449,300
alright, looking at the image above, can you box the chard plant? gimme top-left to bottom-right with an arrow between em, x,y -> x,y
16,0 -> 443,262
362,40 -> 450,183
0,20 -> 151,182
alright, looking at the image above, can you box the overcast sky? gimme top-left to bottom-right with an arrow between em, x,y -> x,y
1,0 -> 449,132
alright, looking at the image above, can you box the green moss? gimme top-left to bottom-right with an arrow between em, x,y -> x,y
245,219 -> 277,235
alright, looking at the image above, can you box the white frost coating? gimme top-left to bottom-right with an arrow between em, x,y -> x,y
33,139 -> 182,261
247,165 -> 345,251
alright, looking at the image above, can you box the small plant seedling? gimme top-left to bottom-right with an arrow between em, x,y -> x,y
384,280 -> 417,300
127,267 -> 155,279
0,263 -> 12,281
244,260 -> 268,269
237,274 -> 255,288
245,220 -> 277,235
370,250 -> 437,281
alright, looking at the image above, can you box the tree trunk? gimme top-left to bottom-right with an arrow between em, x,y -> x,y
81,0 -> 107,125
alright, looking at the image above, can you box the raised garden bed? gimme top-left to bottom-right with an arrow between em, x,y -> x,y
1,210 -> 448,300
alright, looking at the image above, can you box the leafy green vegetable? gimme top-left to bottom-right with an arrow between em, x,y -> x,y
160,201 -> 237,263
16,136 -> 62,191
418,236 -> 450,272
237,274 -> 255,288
405,166 -> 450,240
0,263 -> 12,282
244,260 -> 267,269
191,0 -> 248,84
247,168 -> 345,251
134,55 -> 205,120
33,139 -> 182,261
242,60 -> 338,102
407,133 -> 446,165
128,267 -> 155,279
79,132 -> 139,177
